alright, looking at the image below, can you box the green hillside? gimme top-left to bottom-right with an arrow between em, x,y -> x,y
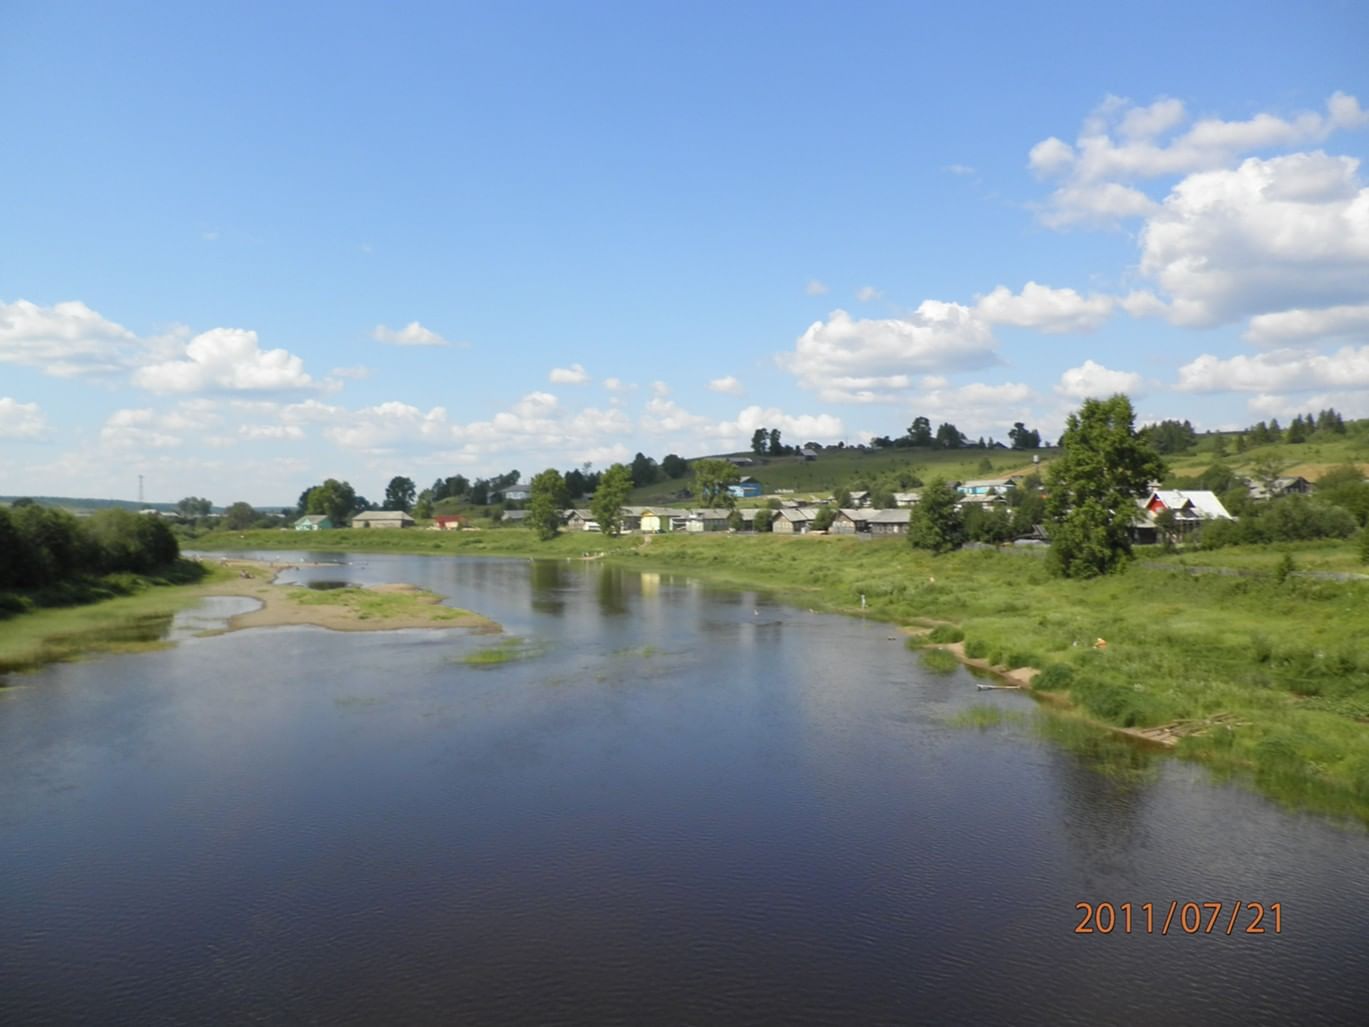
1166,428 -> 1369,481
627,447 -> 1054,504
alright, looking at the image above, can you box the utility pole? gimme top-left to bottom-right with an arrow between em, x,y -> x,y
138,475 -> 144,505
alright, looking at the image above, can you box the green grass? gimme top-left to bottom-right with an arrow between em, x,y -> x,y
460,636 -> 545,668
0,561 -> 214,676
284,586 -> 471,621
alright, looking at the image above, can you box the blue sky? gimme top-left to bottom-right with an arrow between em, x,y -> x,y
3,0 -> 1368,505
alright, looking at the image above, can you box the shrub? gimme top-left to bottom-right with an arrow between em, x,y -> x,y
1033,663 -> 1074,691
989,650 -> 1006,667
1006,650 -> 1040,670
919,648 -> 960,674
927,625 -> 965,644
964,638 -> 989,659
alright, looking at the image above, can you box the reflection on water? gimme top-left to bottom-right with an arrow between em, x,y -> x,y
2,552 -> 1367,1025
164,595 -> 262,641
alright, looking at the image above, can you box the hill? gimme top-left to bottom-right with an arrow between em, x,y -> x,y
626,447 -> 1053,504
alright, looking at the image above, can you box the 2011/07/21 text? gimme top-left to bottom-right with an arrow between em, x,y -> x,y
1074,901 -> 1282,935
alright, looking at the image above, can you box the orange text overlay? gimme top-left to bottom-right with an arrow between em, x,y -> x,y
1074,901 -> 1283,935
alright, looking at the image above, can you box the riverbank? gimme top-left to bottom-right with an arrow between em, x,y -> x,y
0,559 -> 498,678
195,528 -> 1369,823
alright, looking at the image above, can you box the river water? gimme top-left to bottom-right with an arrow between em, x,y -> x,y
2,553 -> 1366,1025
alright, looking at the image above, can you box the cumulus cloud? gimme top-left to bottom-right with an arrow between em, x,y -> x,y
549,363 -> 590,384
1245,303 -> 1369,346
781,304 -> 998,402
238,424 -> 305,441
371,321 -> 452,347
1056,360 -> 1145,400
0,299 -> 141,377
975,281 -> 1115,333
602,377 -> 631,392
1175,346 -> 1369,393
0,397 -> 50,440
133,328 -> 313,394
1031,91 -> 1369,227
707,375 -> 744,395
1140,152 -> 1369,327
804,279 -> 829,296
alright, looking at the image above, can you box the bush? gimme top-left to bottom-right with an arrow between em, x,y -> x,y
1006,650 -> 1040,669
927,625 -> 965,644
1033,663 -> 1075,691
964,638 -> 989,659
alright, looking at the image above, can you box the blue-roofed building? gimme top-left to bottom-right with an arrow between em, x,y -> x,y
727,476 -> 763,499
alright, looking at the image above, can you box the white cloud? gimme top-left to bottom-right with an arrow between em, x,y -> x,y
889,382 -> 1038,441
1140,152 -> 1369,327
238,424 -> 305,441
719,405 -> 844,444
1176,346 -> 1369,393
707,375 -> 744,395
641,395 -> 711,434
133,328 -> 313,394
100,408 -> 184,449
651,380 -> 670,398
1056,360 -> 1145,400
975,281 -> 1115,333
371,321 -> 452,347
324,401 -> 452,451
804,279 -> 829,296
0,397 -> 49,440
856,285 -> 882,302
602,377 -> 635,393
1120,290 -> 1169,318
549,363 -> 590,384
1244,303 -> 1369,346
1246,390 -> 1369,420
0,299 -> 140,377
1032,91 -> 1369,227
781,304 -> 998,402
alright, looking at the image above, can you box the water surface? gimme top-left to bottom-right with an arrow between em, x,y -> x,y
2,552 -> 1366,1025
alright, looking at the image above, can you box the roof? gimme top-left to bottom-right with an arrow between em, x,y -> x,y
775,506 -> 821,521
352,510 -> 413,522
892,491 -> 920,503
960,477 -> 1018,489
295,514 -> 329,525
501,509 -> 529,521
1148,490 -> 1233,520
867,509 -> 912,523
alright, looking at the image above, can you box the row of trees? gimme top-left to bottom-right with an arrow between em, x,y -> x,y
869,417 -> 1045,451
0,505 -> 181,592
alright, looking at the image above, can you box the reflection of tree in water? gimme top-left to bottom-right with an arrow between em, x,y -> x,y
596,566 -> 628,615
1035,716 -> 1161,867
528,559 -> 566,614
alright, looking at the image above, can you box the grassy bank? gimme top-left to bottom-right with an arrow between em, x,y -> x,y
197,528 -> 1369,823
0,560 -> 217,675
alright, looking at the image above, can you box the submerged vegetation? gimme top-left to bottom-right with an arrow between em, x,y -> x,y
460,636 -> 545,668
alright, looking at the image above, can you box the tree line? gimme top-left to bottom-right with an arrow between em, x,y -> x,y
0,503 -> 181,593
868,417 -> 1044,451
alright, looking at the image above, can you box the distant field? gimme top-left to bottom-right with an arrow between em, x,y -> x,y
1166,430 -> 1369,481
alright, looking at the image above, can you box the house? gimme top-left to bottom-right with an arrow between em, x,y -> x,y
431,515 -> 464,531
620,506 -> 652,532
829,509 -> 869,534
892,491 -> 921,508
1246,476 -> 1313,501
638,507 -> 684,533
501,483 -> 532,502
801,446 -> 820,461
294,514 -> 333,531
1142,490 -> 1234,536
957,477 -> 1018,496
350,510 -> 415,529
772,507 -> 821,534
727,476 -> 763,499
955,493 -> 1007,509
728,456 -> 756,468
846,490 -> 870,508
684,508 -> 731,532
563,509 -> 595,530
501,509 -> 530,525
866,508 -> 911,536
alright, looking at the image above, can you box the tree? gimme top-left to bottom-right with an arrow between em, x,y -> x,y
812,506 -> 836,532
591,464 -> 634,535
1287,415 -> 1307,444
177,496 -> 212,518
751,428 -> 769,457
1008,422 -> 1041,450
1046,395 -> 1165,578
384,476 -> 416,512
907,478 -> 963,553
307,479 -> 358,525
662,453 -> 688,479
906,417 -> 933,446
935,422 -> 966,449
527,469 -> 568,540
753,508 -> 774,533
692,459 -> 740,507
629,452 -> 660,487
768,428 -> 783,455
414,490 -> 434,520
727,508 -> 744,531
224,501 -> 257,530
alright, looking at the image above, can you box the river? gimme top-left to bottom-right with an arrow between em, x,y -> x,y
2,552 -> 1366,1024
